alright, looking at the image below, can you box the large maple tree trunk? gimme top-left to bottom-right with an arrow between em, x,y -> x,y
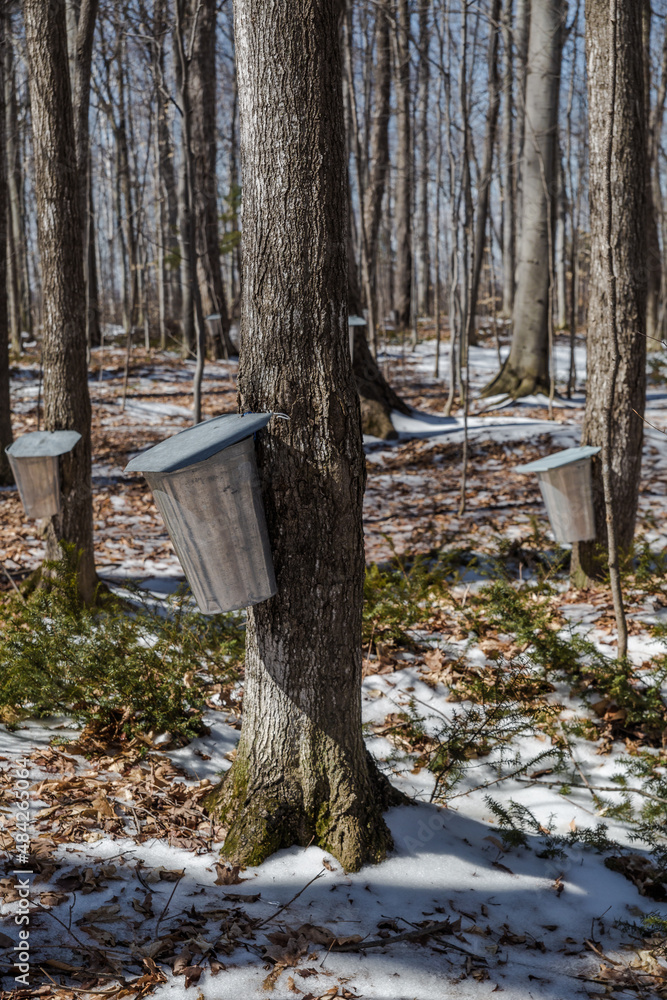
482,0 -> 565,399
0,7 -> 10,486
571,0 -> 647,585
208,0 -> 397,871
23,0 -> 95,603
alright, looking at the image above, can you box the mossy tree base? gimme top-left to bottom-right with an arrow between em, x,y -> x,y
207,744 -> 403,872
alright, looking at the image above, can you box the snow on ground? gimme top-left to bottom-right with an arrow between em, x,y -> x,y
2,616 -> 666,998
2,333 -> 667,996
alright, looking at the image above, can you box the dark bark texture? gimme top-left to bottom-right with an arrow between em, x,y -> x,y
208,0 -> 396,871
571,0 -> 647,584
23,0 -> 95,602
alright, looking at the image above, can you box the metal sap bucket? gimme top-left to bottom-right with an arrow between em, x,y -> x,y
125,412 -> 276,614
6,430 -> 82,518
348,315 -> 367,361
515,445 -> 601,543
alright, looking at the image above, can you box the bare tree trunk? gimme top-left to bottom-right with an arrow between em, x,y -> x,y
482,0 -> 565,399
344,9 -> 376,355
514,0 -> 530,249
363,0 -> 391,303
571,0 -> 647,587
153,134 -> 167,350
645,0 -> 666,347
416,0 -> 431,316
86,153 -> 101,347
555,147 -> 568,328
433,6 -> 444,377
467,0 -> 501,341
188,0 -> 235,358
176,100 -> 194,354
208,0 -> 398,871
500,0 -> 515,317
393,0 -> 412,328
152,0 -> 181,326
5,43 -> 22,354
174,0 -> 207,422
23,0 -> 95,603
66,0 -> 100,349
0,4 -> 11,484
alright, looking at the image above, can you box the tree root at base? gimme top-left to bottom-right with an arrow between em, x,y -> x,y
205,751 -> 408,872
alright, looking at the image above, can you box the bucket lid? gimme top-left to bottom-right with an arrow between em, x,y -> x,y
514,445 -> 601,475
348,315 -> 367,326
6,430 -> 82,458
124,412 -> 273,474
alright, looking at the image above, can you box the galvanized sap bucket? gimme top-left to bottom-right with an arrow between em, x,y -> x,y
514,445 -> 601,543
125,412 -> 277,614
6,430 -> 82,519
348,315 -> 367,361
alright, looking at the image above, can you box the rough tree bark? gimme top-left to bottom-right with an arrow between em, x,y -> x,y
207,0 -> 398,871
23,0 -> 95,602
393,0 -> 412,328
188,0 -> 236,358
570,0 -> 646,586
0,3 -> 10,485
482,0 -> 565,399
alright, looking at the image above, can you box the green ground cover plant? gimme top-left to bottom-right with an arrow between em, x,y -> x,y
0,547 -> 244,741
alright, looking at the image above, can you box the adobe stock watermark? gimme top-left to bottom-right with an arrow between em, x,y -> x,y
402,811 -> 447,853
10,757 -> 33,988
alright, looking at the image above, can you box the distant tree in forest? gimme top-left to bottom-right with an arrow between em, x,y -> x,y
482,0 -> 566,399
23,0 -> 96,602
183,0 -> 236,359
66,0 -> 100,349
393,0 -> 412,329
571,0 -> 647,588
207,0 -> 398,870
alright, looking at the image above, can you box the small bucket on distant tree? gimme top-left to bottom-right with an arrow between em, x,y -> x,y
348,314 -> 367,362
514,445 -> 601,543
6,430 -> 82,519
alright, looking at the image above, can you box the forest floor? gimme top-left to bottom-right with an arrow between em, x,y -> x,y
1,326 -> 667,999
